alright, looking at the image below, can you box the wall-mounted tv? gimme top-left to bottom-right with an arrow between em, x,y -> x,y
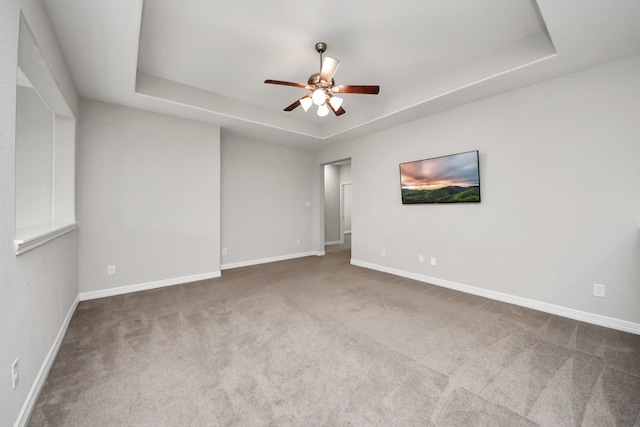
399,150 -> 481,204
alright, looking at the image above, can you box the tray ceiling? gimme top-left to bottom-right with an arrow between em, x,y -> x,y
42,0 -> 640,148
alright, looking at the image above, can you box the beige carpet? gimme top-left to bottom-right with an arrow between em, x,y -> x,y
30,239 -> 640,426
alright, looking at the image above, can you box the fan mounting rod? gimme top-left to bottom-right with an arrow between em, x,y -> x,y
309,42 -> 335,87
315,42 -> 327,69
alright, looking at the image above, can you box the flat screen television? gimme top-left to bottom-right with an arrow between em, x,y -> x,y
399,150 -> 481,204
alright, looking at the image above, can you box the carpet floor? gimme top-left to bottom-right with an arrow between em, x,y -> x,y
29,239 -> 640,426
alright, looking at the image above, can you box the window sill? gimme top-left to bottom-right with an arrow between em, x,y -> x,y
14,222 -> 78,255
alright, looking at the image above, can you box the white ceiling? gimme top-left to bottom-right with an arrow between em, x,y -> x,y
42,0 -> 640,149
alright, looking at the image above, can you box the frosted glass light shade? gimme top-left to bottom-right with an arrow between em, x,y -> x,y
300,97 -> 313,112
312,88 -> 326,106
328,96 -> 343,110
317,103 -> 329,117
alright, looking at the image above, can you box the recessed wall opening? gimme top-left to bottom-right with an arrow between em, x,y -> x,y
14,15 -> 77,255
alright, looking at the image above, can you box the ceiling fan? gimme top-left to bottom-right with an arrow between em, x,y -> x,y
264,42 -> 380,117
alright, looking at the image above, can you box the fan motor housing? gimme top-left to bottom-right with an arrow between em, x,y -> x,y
308,73 -> 334,86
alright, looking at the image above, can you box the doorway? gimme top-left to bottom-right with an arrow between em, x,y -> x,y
323,159 -> 352,256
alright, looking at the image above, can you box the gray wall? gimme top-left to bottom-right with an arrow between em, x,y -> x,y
318,54 -> 640,326
220,134 -> 317,266
77,100 -> 221,294
339,163 -> 351,184
1,1 -> 79,425
340,164 -> 352,233
15,86 -> 54,229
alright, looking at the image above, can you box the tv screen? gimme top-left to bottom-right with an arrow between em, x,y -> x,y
400,150 -> 481,204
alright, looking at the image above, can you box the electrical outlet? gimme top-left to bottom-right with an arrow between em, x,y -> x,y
431,257 -> 437,266
594,283 -> 605,297
222,248 -> 228,255
418,255 -> 424,263
381,249 -> 386,257
107,265 -> 116,275
11,358 -> 18,390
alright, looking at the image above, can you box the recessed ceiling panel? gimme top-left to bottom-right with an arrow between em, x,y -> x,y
137,0 -> 544,118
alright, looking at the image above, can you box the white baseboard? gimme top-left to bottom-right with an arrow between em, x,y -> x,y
79,271 -> 221,301
325,240 -> 342,246
222,251 -> 324,270
350,259 -> 640,335
15,295 -> 79,427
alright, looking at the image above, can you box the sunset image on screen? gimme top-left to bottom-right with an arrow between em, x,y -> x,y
400,151 -> 480,204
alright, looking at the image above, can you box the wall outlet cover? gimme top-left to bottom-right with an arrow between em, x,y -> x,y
594,283 -> 605,297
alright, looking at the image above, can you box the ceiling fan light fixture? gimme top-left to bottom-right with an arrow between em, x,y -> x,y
317,103 -> 329,117
300,97 -> 313,112
328,96 -> 343,110
312,88 -> 326,106
264,42 -> 380,117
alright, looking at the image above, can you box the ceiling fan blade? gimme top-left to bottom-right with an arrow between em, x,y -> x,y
265,79 -> 309,89
283,94 -> 312,112
283,99 -> 301,111
320,57 -> 340,82
328,101 -> 346,116
332,85 -> 380,95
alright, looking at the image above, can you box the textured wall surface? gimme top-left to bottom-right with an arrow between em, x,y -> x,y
77,100 -> 221,294
318,55 -> 640,325
221,134 -> 317,265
